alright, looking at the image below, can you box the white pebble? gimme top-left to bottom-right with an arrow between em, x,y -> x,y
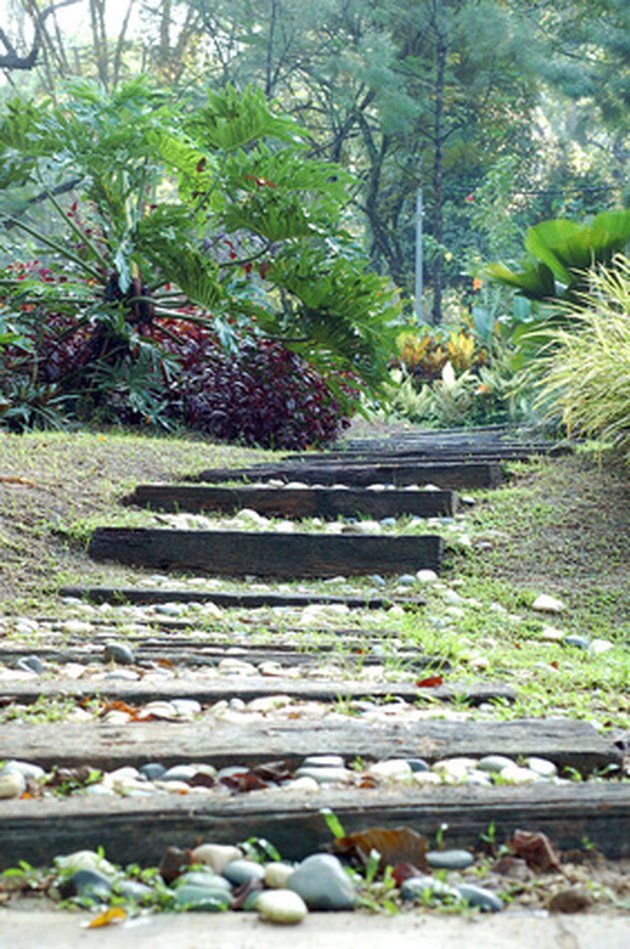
256,889 -> 308,924
532,594 -> 567,613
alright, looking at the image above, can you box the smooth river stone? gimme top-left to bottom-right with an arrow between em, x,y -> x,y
400,875 -> 459,902
368,759 -> 413,781
256,889 -> 308,924
104,641 -> 135,664
478,755 -> 515,773
2,759 -> 45,781
457,883 -> 503,912
70,869 -> 113,902
0,771 -> 26,799
426,849 -> 475,870
177,870 -> 232,893
264,863 -> 296,889
287,854 -> 357,910
526,756 -> 558,778
173,884 -> 231,911
222,859 -> 266,886
190,844 -> 242,874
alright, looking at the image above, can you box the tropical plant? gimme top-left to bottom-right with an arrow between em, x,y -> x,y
484,210 -> 630,369
486,210 -> 630,304
0,78 -> 398,435
525,258 -> 630,462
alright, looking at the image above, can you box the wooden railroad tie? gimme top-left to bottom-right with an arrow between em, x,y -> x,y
87,528 -> 445,578
125,484 -> 458,518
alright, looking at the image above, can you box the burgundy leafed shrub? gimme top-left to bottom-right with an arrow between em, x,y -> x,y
156,324 -> 355,449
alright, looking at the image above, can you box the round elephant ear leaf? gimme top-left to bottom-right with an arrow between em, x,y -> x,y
332,826 -> 429,873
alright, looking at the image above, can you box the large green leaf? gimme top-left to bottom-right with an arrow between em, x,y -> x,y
189,85 -> 300,152
485,261 -> 556,299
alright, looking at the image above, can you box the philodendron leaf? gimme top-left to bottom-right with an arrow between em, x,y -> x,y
486,261 -> 556,299
524,219 -> 582,284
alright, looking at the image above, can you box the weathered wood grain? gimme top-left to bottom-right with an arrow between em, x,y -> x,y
1,783 -> 626,869
2,718 -> 617,772
0,676 -> 511,707
192,461 -> 504,489
88,528 -> 444,577
0,644 -> 448,670
59,586 -> 422,609
126,484 -> 458,518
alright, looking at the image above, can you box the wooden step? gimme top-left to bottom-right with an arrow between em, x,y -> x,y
0,676 -> 512,707
126,484 -> 458,518
1,783 -> 626,869
192,461 -> 504,490
0,643 -> 449,671
2,718 -> 617,773
283,446 -> 563,463
88,528 -> 444,578
59,586 -> 423,609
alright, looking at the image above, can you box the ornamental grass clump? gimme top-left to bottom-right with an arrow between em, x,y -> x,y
530,258 -> 630,462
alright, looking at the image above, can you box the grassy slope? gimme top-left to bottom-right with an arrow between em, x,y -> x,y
0,429 -> 628,728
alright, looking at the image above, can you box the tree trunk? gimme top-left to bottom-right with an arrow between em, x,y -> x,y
431,36 -> 446,324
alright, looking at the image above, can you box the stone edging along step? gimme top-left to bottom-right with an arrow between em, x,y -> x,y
87,528 -> 444,578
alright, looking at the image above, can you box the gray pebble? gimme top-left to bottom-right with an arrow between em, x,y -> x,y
177,870 -> 232,893
115,879 -> 154,903
369,574 -> 386,587
401,875 -> 459,902
396,574 -> 417,586
287,854 -> 356,910
564,635 -> 590,650
173,883 -> 230,911
222,859 -> 266,886
406,758 -> 430,773
104,642 -> 135,665
457,883 -> 503,912
380,518 -> 397,528
426,849 -> 474,870
15,655 -> 45,674
161,764 -> 199,783
139,762 -> 167,781
70,869 -> 113,902
478,755 -> 515,773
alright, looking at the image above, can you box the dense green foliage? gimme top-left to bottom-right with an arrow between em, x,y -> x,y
0,79 -> 397,440
527,259 -> 630,461
2,0 -> 627,321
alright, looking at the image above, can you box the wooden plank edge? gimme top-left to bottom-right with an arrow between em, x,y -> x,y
2,718 -> 619,773
58,586 -> 424,609
0,783 -> 627,868
0,676 -> 513,707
